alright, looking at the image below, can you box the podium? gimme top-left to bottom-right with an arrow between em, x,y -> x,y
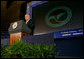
8,20 -> 31,44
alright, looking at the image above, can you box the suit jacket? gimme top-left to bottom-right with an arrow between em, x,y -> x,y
26,19 -> 35,35
26,19 -> 34,30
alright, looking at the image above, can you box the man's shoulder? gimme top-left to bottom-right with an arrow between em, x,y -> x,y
27,20 -> 32,24
28,19 -> 32,22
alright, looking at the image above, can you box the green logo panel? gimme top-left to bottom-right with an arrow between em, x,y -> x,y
45,6 -> 72,28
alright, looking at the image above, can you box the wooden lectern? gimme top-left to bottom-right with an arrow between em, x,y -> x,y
8,20 -> 31,44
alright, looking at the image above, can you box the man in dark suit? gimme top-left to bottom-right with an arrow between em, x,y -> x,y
25,13 -> 34,35
20,2 -> 35,35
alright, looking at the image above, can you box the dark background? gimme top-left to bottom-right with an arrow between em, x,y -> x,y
1,1 -> 31,31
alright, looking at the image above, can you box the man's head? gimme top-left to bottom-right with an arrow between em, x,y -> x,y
25,13 -> 30,21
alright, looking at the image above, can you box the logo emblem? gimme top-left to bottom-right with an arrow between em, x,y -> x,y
12,22 -> 18,29
45,6 -> 72,28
